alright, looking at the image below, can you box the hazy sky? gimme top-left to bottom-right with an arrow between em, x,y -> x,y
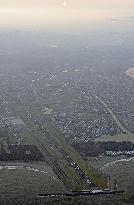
0,0 -> 134,28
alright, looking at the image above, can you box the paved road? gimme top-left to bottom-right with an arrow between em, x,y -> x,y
94,95 -> 132,135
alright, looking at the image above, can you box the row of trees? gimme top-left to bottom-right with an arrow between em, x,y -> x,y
72,141 -> 134,157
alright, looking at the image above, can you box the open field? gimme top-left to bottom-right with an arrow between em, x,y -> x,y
28,195 -> 134,205
88,156 -> 134,193
0,164 -> 65,204
95,133 -> 134,143
100,158 -> 134,193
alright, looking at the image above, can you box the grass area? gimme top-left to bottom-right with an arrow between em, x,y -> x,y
28,195 -> 134,205
100,158 -> 134,193
0,167 -> 65,204
88,156 -> 134,194
19,129 -> 35,145
95,133 -> 134,143
87,156 -> 129,169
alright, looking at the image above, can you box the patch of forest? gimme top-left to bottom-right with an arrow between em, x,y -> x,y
72,141 -> 134,157
0,145 -> 44,161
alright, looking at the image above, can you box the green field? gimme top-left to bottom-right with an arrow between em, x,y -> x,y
88,156 -> 134,193
28,195 -> 134,205
95,133 -> 134,143
0,165 -> 65,204
100,158 -> 134,193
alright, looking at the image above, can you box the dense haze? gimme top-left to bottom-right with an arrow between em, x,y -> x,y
0,0 -> 134,29
0,19 -> 134,139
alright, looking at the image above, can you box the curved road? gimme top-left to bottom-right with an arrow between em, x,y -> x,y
94,95 -> 132,135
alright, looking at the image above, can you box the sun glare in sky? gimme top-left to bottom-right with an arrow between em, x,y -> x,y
63,1 -> 67,7
0,0 -> 134,28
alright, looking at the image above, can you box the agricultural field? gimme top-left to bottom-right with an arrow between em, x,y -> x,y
0,162 -> 65,204
88,156 -> 134,193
